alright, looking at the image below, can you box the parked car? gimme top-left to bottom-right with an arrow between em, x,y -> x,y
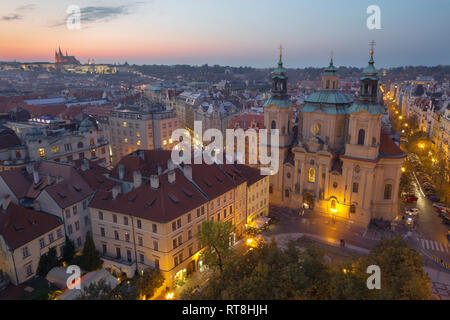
406,208 -> 420,216
405,194 -> 418,202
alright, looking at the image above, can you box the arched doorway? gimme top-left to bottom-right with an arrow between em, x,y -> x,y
303,192 -> 314,209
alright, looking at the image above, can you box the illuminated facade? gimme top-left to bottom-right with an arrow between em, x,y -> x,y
266,50 -> 406,226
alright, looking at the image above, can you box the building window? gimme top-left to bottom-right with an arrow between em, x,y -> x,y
125,233 -> 130,242
114,230 -> 119,240
65,209 -> 71,219
137,140 -> 141,146
137,219 -> 142,229
51,146 -> 59,154
78,142 -> 84,149
73,206 -> 77,215
177,219 -> 181,228
285,189 -> 289,198
68,224 -> 73,235
357,129 -> 365,145
116,248 -> 121,259
127,250 -> 132,262
153,241 -> 158,251
124,216 -> 128,225
173,239 -> 177,249
102,244 -> 107,254
22,247 -> 30,259
152,223 -> 157,233
39,238 -> 45,249
188,213 -> 191,223
140,254 -> 145,264
271,120 -> 276,130
100,227 -> 105,237
352,182 -> 359,193
384,184 -> 393,200
82,201 -> 87,210
308,167 -> 315,183
48,233 -> 54,243
75,221 -> 80,231
98,211 -> 103,220
25,264 -> 33,277
138,236 -> 143,246
38,148 -> 45,158
113,214 -> 117,223
57,229 -> 63,238
350,204 -> 356,213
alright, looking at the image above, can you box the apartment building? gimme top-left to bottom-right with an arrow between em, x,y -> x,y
108,102 -> 179,165
4,116 -> 110,168
0,197 -> 64,285
88,149 -> 269,285
0,161 -> 97,249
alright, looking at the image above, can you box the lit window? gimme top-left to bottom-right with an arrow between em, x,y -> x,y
169,138 -> 173,144
137,140 -> 141,146
308,167 -> 315,183
163,140 -> 167,145
124,138 -> 128,143
51,146 -> 59,154
38,148 -> 45,158
136,132 -> 141,137
122,122 -> 127,127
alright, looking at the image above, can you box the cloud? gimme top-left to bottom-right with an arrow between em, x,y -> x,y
50,2 -> 144,27
0,14 -> 22,21
17,4 -> 36,12
0,4 -> 35,22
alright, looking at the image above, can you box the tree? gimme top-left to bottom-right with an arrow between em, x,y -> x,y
136,268 -> 164,299
78,232 -> 103,271
36,247 -> 59,277
351,236 -> 431,300
76,279 -> 112,300
197,220 -> 235,274
62,237 -> 76,263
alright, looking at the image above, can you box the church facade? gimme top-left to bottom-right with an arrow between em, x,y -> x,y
265,50 -> 406,226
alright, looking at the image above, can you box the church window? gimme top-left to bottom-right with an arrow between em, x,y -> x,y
333,182 -> 338,189
357,129 -> 365,145
326,79 -> 330,89
286,172 -> 291,179
284,189 -> 289,198
384,184 -> 392,200
311,123 -> 321,136
271,120 -> 276,130
308,168 -> 315,183
352,182 -> 359,193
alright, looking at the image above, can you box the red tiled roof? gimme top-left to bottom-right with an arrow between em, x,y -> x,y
0,202 -> 62,250
0,168 -> 32,199
234,163 -> 265,186
228,113 -> 264,130
90,169 -> 208,223
379,134 -> 406,158
111,150 -> 172,181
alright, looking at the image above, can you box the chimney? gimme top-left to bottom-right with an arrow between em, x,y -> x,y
167,159 -> 175,171
168,170 -> 176,184
33,200 -> 41,212
118,164 -> 125,180
26,163 -> 33,175
47,173 -> 53,185
33,170 -> 40,184
157,163 -> 162,175
133,171 -> 142,189
150,175 -> 159,189
112,185 -> 121,200
81,159 -> 90,171
2,195 -> 11,211
183,165 -> 192,180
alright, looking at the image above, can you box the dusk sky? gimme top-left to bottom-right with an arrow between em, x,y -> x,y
0,0 -> 449,68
